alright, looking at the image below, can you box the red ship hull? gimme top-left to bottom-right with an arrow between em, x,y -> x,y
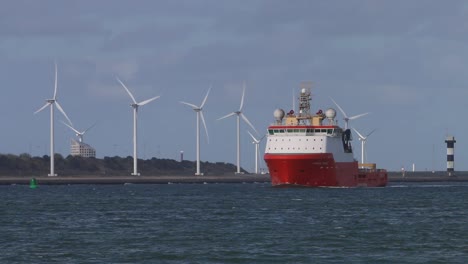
264,153 -> 387,187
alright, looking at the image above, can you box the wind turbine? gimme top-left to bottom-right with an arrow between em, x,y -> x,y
34,62 -> 73,176
117,77 -> 160,176
180,86 -> 211,175
61,120 -> 97,143
247,130 -> 265,174
352,127 -> 376,164
218,83 -> 259,174
330,98 -> 369,130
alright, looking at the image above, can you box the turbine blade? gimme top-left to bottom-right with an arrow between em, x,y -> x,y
34,102 -> 51,114
138,95 -> 160,106
349,112 -> 370,120
367,129 -> 377,137
200,86 -> 211,108
200,111 -> 209,143
55,101 -> 73,126
116,77 -> 137,104
83,122 -> 98,134
239,82 -> 246,111
53,62 -> 58,100
240,113 -> 259,135
217,112 -> 236,121
180,101 -> 198,109
247,130 -> 258,143
61,120 -> 80,134
352,127 -> 365,140
330,97 -> 348,118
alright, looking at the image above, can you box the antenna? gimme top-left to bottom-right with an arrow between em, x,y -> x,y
298,81 -> 312,118
292,88 -> 295,112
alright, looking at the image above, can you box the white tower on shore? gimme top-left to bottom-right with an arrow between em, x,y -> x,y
34,62 -> 73,176
117,77 -> 160,176
247,131 -> 265,174
180,87 -> 211,175
218,83 -> 258,174
352,128 -> 376,164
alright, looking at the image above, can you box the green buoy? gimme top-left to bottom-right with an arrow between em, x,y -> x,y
29,178 -> 38,189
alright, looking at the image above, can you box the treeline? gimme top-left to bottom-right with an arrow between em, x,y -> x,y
0,153 -> 246,177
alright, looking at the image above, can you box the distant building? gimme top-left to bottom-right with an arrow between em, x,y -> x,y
70,139 -> 96,158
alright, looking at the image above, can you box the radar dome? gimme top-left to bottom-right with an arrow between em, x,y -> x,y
325,108 -> 336,119
274,108 -> 285,121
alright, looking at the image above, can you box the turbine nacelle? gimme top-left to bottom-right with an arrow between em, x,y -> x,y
34,61 -> 71,176
61,120 -> 97,143
247,130 -> 265,144
179,86 -> 211,143
330,97 -> 369,129
179,86 -> 211,175
116,76 -> 160,176
218,82 -> 258,174
247,130 -> 265,174
352,127 -> 376,164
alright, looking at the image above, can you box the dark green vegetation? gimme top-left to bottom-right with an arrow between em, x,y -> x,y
0,153 -> 245,176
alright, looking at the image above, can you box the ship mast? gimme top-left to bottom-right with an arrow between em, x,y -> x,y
298,82 -> 312,124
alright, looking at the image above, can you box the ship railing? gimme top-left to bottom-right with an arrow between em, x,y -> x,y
358,163 -> 377,171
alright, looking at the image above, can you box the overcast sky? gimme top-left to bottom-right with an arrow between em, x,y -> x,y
1,0 -> 467,173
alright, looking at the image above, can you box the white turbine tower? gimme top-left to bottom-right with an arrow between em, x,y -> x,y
352,128 -> 376,164
180,87 -> 211,175
117,77 -> 160,176
34,62 -> 73,176
61,120 -> 97,143
247,131 -> 265,174
330,98 -> 369,130
218,83 -> 259,174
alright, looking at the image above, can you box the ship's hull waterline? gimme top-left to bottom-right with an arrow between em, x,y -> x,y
265,153 -> 387,187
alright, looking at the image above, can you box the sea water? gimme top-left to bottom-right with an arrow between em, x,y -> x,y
1,182 -> 467,263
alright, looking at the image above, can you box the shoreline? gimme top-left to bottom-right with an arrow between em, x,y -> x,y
2,173 -> 468,185
0,175 -> 271,185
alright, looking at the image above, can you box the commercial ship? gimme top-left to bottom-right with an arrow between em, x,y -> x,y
264,84 -> 387,187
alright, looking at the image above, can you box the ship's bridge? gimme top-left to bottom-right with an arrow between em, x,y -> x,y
268,125 -> 342,137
